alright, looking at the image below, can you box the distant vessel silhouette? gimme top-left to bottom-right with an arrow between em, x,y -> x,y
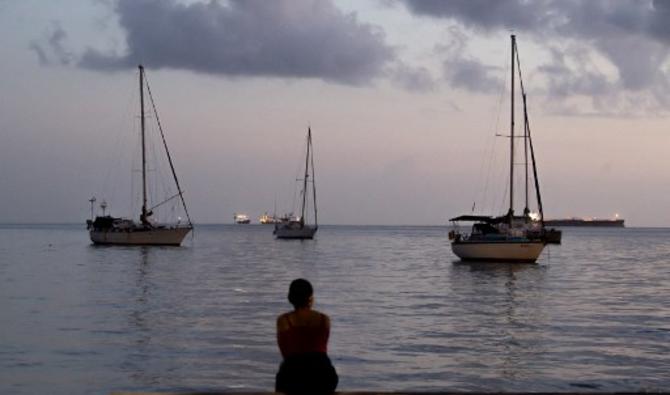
544,217 -> 624,227
234,213 -> 251,224
259,212 -> 280,224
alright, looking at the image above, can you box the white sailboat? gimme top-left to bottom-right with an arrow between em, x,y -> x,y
87,65 -> 193,246
274,127 -> 318,239
449,35 -> 548,263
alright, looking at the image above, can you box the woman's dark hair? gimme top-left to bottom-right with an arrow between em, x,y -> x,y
288,278 -> 313,308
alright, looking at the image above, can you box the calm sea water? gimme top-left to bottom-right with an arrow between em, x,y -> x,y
1,224 -> 669,394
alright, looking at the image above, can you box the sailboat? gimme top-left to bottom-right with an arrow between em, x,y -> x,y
449,35 -> 548,263
274,127 -> 318,239
86,65 -> 193,246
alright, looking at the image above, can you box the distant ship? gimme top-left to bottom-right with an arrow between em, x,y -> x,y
234,213 -> 251,224
259,212 -> 280,225
544,217 -> 624,227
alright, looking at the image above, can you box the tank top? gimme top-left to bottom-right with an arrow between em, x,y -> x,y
277,310 -> 329,358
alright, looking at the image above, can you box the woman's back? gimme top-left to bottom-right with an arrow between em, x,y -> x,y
277,309 -> 330,358
275,279 -> 338,394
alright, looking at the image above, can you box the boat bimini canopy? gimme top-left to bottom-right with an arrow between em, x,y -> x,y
450,215 -> 496,223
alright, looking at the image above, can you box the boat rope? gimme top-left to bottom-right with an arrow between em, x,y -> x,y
291,138 -> 304,217
143,72 -> 193,227
481,58 -> 509,215
148,191 -> 183,212
300,128 -> 310,223
515,44 -> 545,225
309,130 -> 318,227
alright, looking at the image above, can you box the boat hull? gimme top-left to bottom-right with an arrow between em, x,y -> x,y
89,227 -> 191,246
451,240 -> 544,263
544,219 -> 624,227
274,225 -> 317,239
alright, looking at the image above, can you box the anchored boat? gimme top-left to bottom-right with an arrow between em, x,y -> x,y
274,127 -> 318,239
449,35 -> 552,262
87,65 -> 193,246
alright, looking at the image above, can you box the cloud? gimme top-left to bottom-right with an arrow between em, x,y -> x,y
29,22 -> 74,66
389,64 -> 436,92
399,0 -> 657,39
649,0 -> 670,41
537,46 -> 621,115
400,0 -> 670,113
445,58 -> 504,94
29,42 -> 49,66
538,47 -> 614,98
401,0 -> 553,32
78,0 -> 394,84
438,27 -> 503,94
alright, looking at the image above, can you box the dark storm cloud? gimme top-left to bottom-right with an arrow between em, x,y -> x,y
401,0 -> 670,110
649,0 -> 670,41
400,0 -> 656,39
79,0 -> 394,84
401,0 -> 552,32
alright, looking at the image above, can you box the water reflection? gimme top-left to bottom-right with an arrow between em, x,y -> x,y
452,261 -> 548,387
131,247 -> 151,337
126,247 -> 158,387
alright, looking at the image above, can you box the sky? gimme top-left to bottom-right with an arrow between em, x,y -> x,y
1,0 -> 670,226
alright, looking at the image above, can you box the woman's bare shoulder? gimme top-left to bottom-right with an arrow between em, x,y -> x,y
277,312 -> 292,330
312,310 -> 330,326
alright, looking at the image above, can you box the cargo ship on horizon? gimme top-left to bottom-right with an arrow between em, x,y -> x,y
544,216 -> 624,227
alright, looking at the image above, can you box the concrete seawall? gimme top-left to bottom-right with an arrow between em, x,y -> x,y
112,392 -> 660,395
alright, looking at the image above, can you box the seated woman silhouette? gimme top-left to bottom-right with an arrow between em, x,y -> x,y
275,278 -> 338,394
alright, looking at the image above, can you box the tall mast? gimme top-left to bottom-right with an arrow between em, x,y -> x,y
139,65 -> 148,225
509,35 -> 516,217
300,127 -> 311,224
